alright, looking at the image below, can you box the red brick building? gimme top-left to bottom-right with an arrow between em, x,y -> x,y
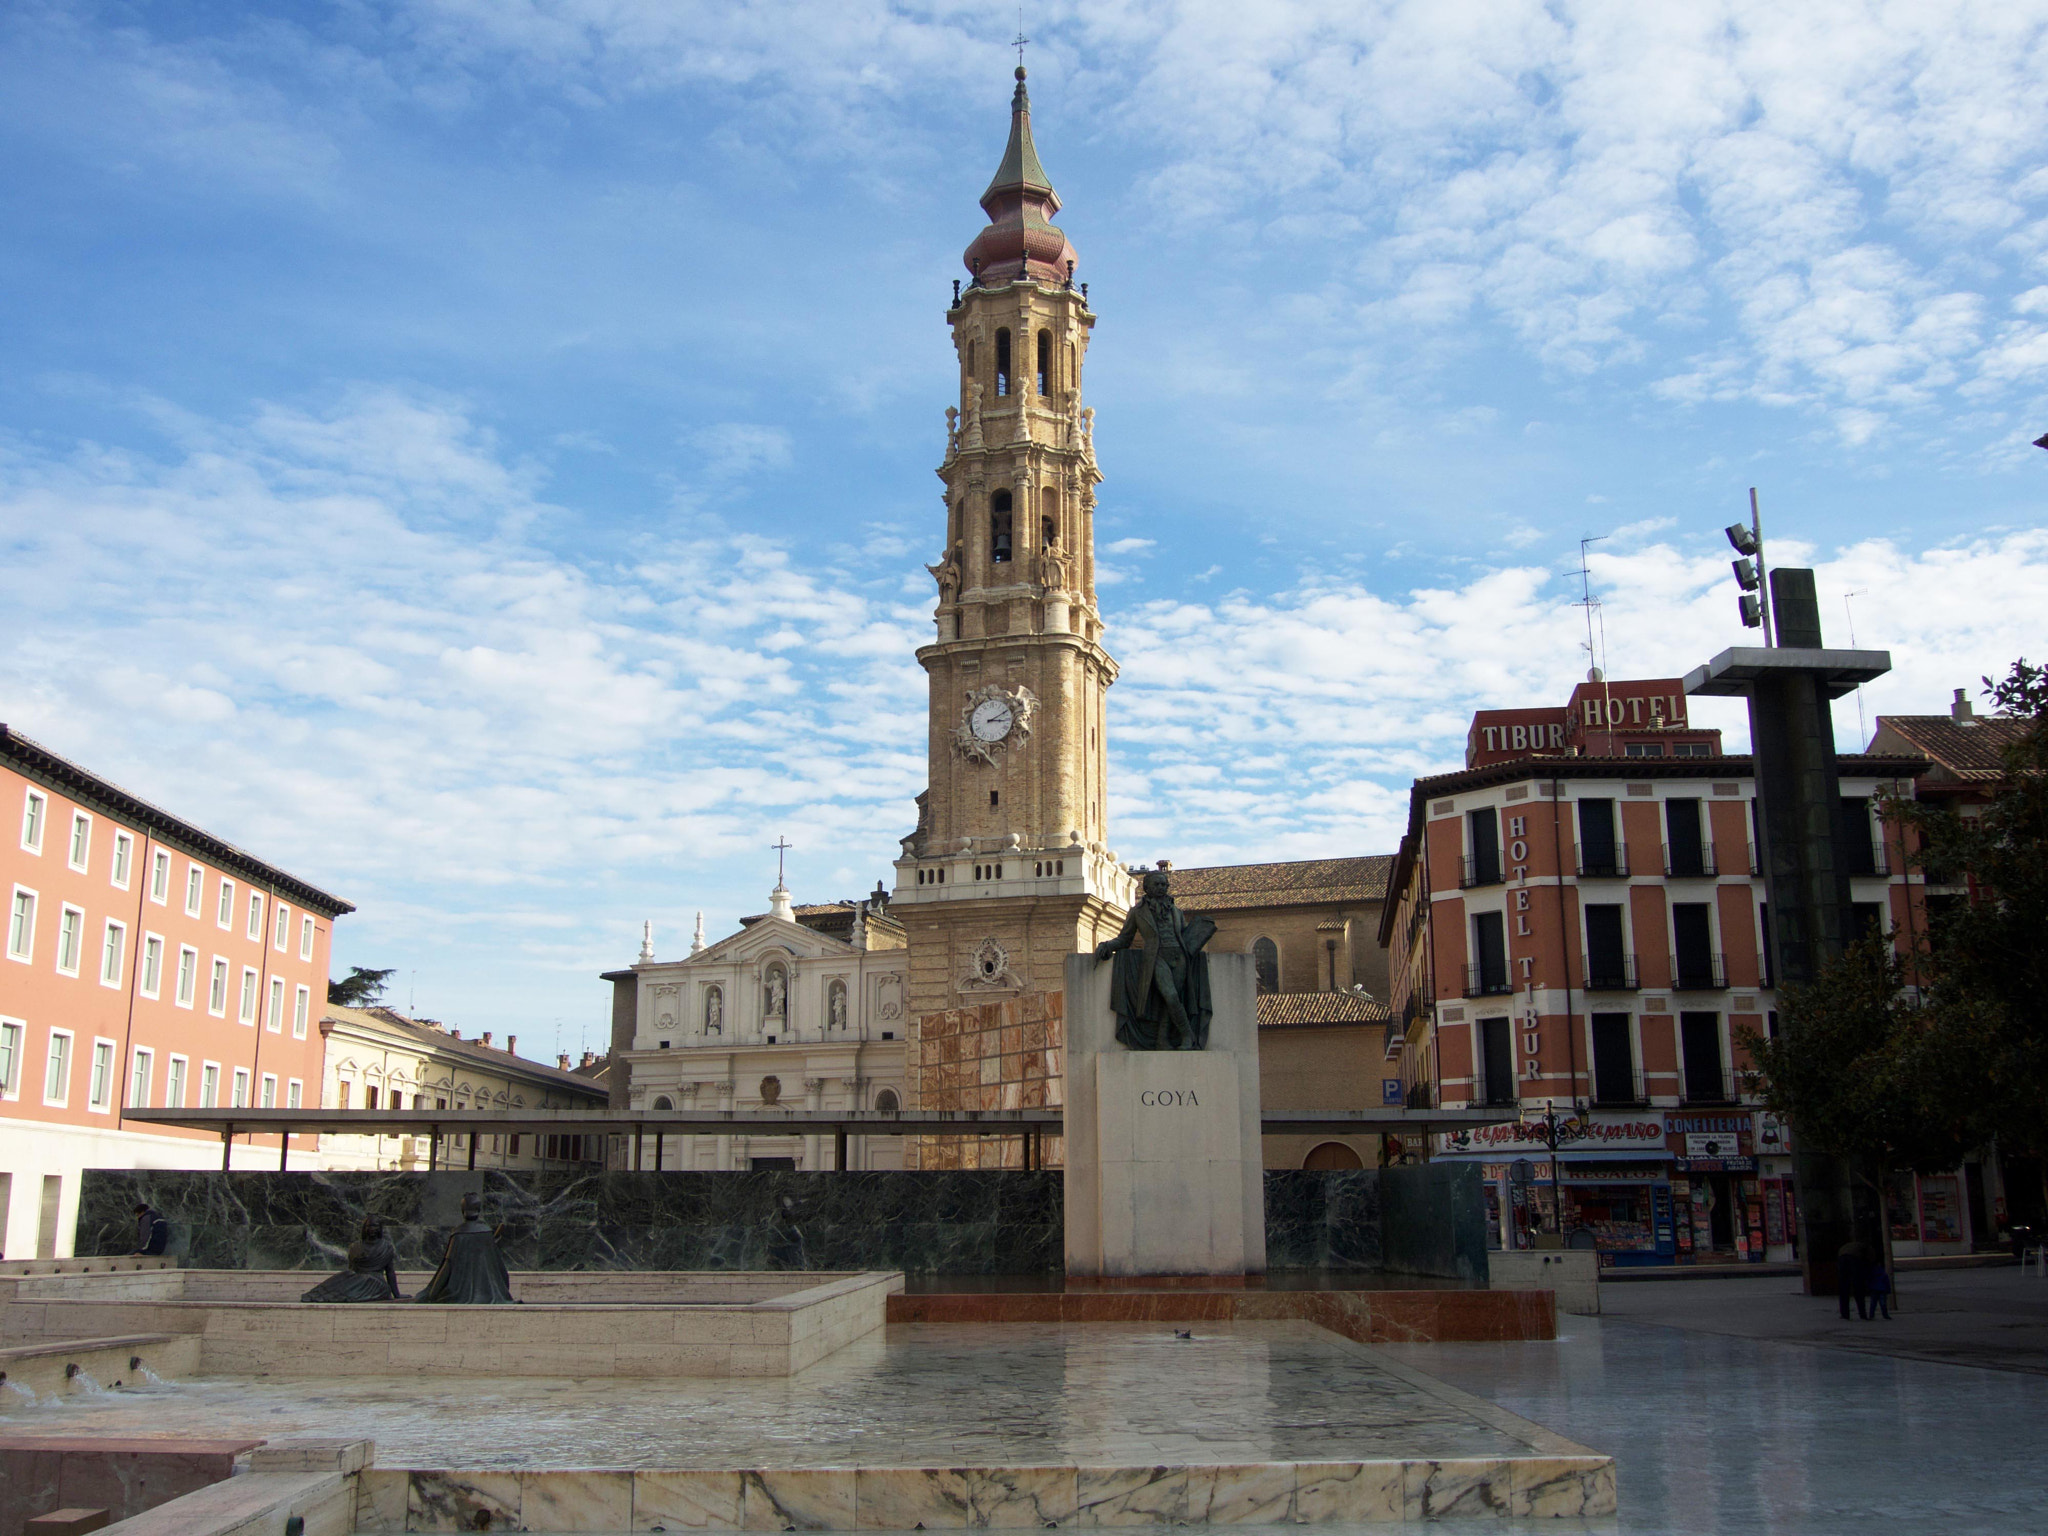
1381,677 -> 1932,1265
2,725 -> 351,1257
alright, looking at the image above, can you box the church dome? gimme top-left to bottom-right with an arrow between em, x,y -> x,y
963,68 -> 1079,286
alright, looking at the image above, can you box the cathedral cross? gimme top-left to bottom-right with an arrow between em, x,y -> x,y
772,836 -> 793,886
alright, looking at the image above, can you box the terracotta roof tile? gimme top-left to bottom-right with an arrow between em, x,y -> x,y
1257,991 -> 1391,1027
1169,855 -> 1393,911
1873,715 -> 2028,780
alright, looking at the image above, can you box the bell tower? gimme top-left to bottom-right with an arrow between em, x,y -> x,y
893,66 -> 1134,1036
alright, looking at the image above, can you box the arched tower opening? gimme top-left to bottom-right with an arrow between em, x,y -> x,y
991,490 -> 1014,564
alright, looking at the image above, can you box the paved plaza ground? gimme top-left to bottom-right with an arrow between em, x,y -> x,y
1380,1266 -> 2048,1534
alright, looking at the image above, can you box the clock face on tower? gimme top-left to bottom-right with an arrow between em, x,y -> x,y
970,698 -> 1015,742
955,683 -> 1037,765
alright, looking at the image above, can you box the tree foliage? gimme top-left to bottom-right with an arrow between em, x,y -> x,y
328,965 -> 397,1008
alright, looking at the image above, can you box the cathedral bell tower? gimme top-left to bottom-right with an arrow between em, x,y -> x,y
893,67 -> 1135,1043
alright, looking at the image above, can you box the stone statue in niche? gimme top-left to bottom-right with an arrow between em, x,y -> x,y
1092,865 -> 1217,1051
829,982 -> 848,1031
704,986 -> 723,1034
765,968 -> 786,1019
300,1216 -> 402,1303
414,1193 -> 516,1305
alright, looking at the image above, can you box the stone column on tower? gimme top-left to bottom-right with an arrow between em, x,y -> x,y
892,67 -> 1137,1169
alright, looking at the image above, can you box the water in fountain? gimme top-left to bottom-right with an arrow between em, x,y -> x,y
65,1367 -> 110,1397
1,1378 -> 38,1409
133,1362 -> 171,1388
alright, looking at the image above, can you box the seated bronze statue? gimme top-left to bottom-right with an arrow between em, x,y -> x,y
300,1216 -> 402,1302
414,1191 -> 517,1304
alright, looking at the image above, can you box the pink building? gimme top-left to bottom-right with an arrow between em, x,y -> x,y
2,725 -> 352,1257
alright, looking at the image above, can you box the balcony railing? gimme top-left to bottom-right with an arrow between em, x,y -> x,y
1460,855 -> 1503,889
1582,954 -> 1639,991
1670,952 -> 1728,990
1664,842 -> 1718,878
1464,965 -> 1513,998
1405,1080 -> 1435,1109
1574,843 -> 1628,878
1841,839 -> 1892,877
1474,1085 -> 1520,1109
1680,1067 -> 1738,1106
1591,1067 -> 1647,1107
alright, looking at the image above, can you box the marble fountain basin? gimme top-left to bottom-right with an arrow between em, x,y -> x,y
0,1270 -> 902,1378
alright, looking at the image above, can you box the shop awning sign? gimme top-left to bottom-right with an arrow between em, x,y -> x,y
1438,1114 -> 1666,1155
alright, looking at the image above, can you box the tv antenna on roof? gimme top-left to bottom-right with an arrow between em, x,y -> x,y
1576,535 -> 1614,742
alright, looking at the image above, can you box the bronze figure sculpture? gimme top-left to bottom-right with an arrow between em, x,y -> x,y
300,1216 -> 402,1303
1093,866 -> 1217,1050
414,1192 -> 516,1304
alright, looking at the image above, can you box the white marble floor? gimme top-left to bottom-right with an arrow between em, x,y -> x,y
3,1321 -> 1541,1469
1377,1312 -> 2048,1534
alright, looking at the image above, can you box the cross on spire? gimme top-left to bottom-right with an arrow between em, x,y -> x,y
1013,19 -> 1029,70
771,836 -> 794,887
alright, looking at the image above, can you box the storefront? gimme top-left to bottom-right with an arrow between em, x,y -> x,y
1436,1114 -> 1672,1264
1665,1111 -> 1766,1264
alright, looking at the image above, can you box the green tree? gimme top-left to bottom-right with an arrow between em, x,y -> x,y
1889,658 -> 2048,1167
329,966 -> 397,1008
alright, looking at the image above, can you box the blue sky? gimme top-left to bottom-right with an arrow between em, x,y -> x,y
3,1 -> 2045,1052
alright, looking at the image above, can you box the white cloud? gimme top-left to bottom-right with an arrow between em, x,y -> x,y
1104,537 -> 1156,555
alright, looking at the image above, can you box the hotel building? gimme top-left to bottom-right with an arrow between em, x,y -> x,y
2,725 -> 351,1258
1379,676 -> 1930,1266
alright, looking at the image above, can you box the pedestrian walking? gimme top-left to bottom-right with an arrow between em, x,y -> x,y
131,1202 -> 170,1256
1836,1237 -> 1872,1320
1867,1260 -> 1892,1320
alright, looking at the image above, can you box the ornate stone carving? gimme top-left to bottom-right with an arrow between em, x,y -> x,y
877,974 -> 905,1021
961,935 -> 1023,992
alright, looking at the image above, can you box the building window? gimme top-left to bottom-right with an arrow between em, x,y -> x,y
166,1055 -> 187,1108
996,327 -> 1011,395
1665,798 -> 1710,877
274,903 -> 290,951
141,934 -> 164,997
1673,742 -> 1713,757
8,887 -> 35,961
1252,937 -> 1280,994
151,848 -> 170,903
1576,798 -> 1621,876
247,890 -> 264,940
293,984 -> 310,1038
45,1029 -> 74,1105
184,864 -> 203,916
217,878 -> 235,929
231,1067 -> 250,1108
1680,1012 -> 1729,1103
21,788 -> 46,852
1590,1014 -> 1637,1105
56,905 -> 84,975
129,1046 -> 153,1108
287,1078 -> 302,1109
111,831 -> 133,889
300,915 -> 314,960
1470,911 -> 1508,995
1625,742 -> 1666,758
260,1073 -> 277,1108
364,1084 -> 379,1110
1036,328 -> 1051,393
100,920 -> 126,987
209,957 -> 230,1016
68,811 -> 92,871
200,1062 -> 219,1108
176,945 -> 198,1007
0,1018 -> 22,1097
337,1079 -> 351,1108
875,1087 -> 901,1113
1476,1017 -> 1515,1107
267,976 -> 286,1033
1465,807 -> 1501,886
239,966 -> 260,1025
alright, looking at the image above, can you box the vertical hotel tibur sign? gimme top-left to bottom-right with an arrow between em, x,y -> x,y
1685,524 -> 1891,1296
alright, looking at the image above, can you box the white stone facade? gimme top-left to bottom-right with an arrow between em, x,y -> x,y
621,888 -> 911,1170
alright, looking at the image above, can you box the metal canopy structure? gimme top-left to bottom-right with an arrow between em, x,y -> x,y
122,1106 -> 1518,1173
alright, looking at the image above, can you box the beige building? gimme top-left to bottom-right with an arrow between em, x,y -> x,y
318,1004 -> 609,1170
613,887 -> 912,1170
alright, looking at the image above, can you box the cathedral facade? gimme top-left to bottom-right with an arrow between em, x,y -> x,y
889,68 -> 1138,1166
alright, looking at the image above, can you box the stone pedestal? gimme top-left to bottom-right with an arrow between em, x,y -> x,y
1063,951 -> 1264,1277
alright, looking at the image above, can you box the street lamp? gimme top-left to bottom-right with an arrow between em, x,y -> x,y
1725,489 -> 1773,643
1532,1097 -> 1590,1236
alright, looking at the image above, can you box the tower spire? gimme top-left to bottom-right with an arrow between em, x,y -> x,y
965,65 -> 1076,285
